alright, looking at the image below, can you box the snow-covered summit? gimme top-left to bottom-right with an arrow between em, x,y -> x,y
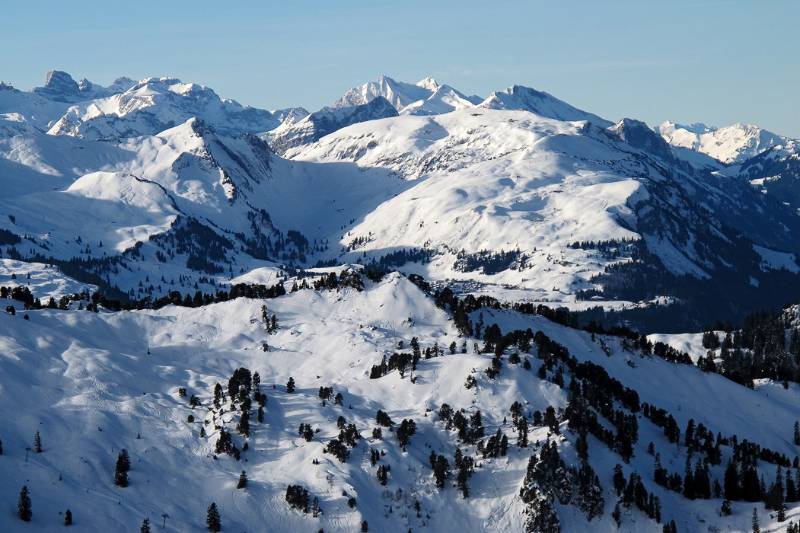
657,121 -> 787,164
333,75 -> 481,116
479,85 -> 613,127
47,76 -> 281,140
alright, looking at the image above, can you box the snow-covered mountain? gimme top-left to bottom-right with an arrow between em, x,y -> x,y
47,77 -> 282,140
656,121 -> 787,164
479,85 -> 613,128
267,97 -> 399,154
285,107 -> 800,329
3,69 -> 800,533
3,72 -> 800,329
333,75 -> 482,116
737,139 -> 800,208
32,70 -> 136,103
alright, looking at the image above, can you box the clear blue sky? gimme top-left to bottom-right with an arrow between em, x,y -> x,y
2,1 -> 798,136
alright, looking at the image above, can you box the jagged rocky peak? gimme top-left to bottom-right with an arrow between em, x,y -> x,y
610,117 -> 675,161
34,69 -> 81,101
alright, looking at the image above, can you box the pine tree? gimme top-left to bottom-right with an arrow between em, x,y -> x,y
575,431 -> 588,460
237,471 -> 247,489
432,454 -> 449,488
613,464 -> 626,496
64,509 -> 72,526
114,449 -> 130,487
397,419 -> 417,451
528,493 -> 560,533
286,377 -> 295,393
34,430 -> 42,453
787,472 -> 798,502
140,518 -> 151,533
18,485 -> 32,522
752,507 -> 759,533
206,502 -> 221,532
544,406 -> 559,434
517,417 -> 528,448
724,461 -> 739,500
766,466 -> 785,511
794,421 -> 800,446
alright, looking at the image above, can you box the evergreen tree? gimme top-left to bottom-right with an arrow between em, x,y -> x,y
206,502 -> 221,532
752,507 -> 759,533
742,465 -> 761,502
794,421 -> 800,446
114,449 -> 130,487
397,419 -> 417,451
18,485 -> 32,522
286,377 -> 295,393
237,471 -> 247,489
377,464 -> 389,485
64,509 -> 72,526
544,406 -> 559,434
140,518 -> 151,533
724,461 -> 739,500
517,417 -> 529,448
528,493 -> 560,533
613,464 -> 626,496
432,454 -> 449,488
766,466 -> 785,511
34,430 -> 42,453
575,431 -> 588,461
787,472 -> 798,502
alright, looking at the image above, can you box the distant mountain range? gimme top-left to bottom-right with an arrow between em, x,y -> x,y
1,70 -> 799,330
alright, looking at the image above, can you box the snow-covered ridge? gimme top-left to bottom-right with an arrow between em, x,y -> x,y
657,121 -> 787,164
48,77 -> 281,140
332,75 -> 482,116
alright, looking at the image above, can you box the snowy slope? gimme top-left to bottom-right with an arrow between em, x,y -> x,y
285,108 -> 800,319
0,84 -> 72,130
0,272 -> 799,532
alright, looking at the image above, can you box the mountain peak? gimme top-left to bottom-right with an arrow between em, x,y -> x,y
657,121 -> 787,164
416,76 -> 440,91
33,70 -> 81,101
479,84 -> 612,127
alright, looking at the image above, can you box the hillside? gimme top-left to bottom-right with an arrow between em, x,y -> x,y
2,270 -> 800,532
